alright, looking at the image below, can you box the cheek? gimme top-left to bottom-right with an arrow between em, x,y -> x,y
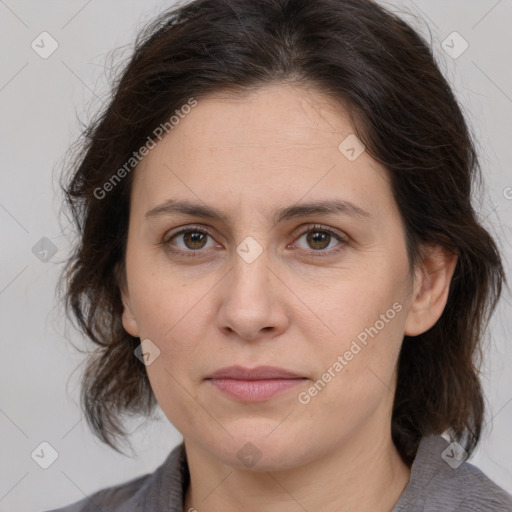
298,288 -> 407,430
310,262 -> 408,347
299,254 -> 409,400
126,246 -> 203,340
311,292 -> 405,395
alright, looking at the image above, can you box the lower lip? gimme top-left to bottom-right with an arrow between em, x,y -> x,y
208,378 -> 306,402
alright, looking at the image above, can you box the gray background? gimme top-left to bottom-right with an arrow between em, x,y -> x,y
0,1 -> 511,510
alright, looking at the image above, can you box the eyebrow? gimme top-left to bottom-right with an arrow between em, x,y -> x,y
145,198 -> 371,224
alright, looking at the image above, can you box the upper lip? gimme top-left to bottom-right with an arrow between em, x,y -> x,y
207,365 -> 305,380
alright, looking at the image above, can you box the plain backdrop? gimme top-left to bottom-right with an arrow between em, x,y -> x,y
0,1 -> 511,510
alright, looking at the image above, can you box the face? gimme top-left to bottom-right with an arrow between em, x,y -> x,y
120,83 -> 427,471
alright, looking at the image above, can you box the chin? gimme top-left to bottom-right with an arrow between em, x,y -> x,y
204,423 -> 313,472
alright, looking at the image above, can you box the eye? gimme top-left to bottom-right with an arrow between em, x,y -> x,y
292,224 -> 348,255
162,226 -> 218,257
160,223 -> 349,259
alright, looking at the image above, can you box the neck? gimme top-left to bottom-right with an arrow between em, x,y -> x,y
182,427 -> 411,512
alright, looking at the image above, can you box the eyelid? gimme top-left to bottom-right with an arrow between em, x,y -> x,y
160,223 -> 349,257
162,224 -> 213,244
292,223 -> 347,240
290,223 -> 349,256
160,224 -> 219,257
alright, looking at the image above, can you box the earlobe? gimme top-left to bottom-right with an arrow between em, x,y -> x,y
121,292 -> 140,337
404,244 -> 458,337
115,261 -> 140,337
119,285 -> 140,338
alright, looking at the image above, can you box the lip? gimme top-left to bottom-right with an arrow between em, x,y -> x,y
207,365 -> 304,380
206,366 -> 307,402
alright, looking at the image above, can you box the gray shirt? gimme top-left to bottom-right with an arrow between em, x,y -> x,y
44,434 -> 512,511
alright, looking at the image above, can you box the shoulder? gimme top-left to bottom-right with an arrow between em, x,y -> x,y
41,443 -> 188,512
445,458 -> 512,511
460,464 -> 512,512
393,435 -> 512,511
42,472 -> 152,512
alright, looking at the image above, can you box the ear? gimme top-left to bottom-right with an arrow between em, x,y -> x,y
404,244 -> 458,337
116,262 -> 140,338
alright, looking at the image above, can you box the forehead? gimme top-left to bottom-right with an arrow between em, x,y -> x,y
166,83 -> 355,149
131,83 -> 393,221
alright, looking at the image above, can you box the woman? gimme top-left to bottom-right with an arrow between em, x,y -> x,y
50,0 -> 512,510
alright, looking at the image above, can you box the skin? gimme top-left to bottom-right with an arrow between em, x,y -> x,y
120,83 -> 458,512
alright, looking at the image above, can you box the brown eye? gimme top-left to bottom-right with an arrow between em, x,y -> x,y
306,231 -> 332,250
182,231 -> 208,250
294,225 -> 348,255
164,227 -> 217,256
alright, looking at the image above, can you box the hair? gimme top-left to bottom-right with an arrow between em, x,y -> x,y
58,0 -> 505,464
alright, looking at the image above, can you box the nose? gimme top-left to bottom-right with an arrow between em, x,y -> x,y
216,247 -> 290,341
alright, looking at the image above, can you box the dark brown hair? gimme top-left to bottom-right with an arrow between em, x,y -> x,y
59,0 -> 505,463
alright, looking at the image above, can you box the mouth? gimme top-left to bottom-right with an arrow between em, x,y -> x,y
205,365 -> 308,402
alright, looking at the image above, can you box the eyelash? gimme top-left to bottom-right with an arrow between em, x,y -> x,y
159,224 -> 349,259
